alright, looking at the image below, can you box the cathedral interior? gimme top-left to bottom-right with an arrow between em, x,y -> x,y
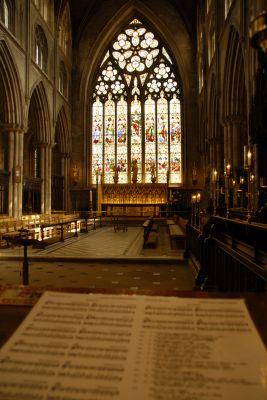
0,0 -> 267,397
0,0 -> 267,342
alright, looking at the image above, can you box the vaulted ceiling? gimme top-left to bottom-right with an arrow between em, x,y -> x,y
63,0 -> 196,40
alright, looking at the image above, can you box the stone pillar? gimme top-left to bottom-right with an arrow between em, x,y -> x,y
253,144 -> 259,210
47,145 -> 52,214
17,131 -> 24,218
62,154 -> 70,211
8,131 -> 14,216
223,118 -> 229,163
13,131 -> 20,217
40,145 -> 45,214
43,145 -> 52,215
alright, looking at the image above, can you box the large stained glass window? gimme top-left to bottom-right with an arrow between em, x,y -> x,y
91,18 -> 182,184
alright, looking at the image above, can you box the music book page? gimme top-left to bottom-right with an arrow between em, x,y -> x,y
0,291 -> 266,400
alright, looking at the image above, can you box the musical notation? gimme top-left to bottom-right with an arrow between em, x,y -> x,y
0,292 -> 266,399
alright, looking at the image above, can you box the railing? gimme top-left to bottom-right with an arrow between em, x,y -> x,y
186,216 -> 267,292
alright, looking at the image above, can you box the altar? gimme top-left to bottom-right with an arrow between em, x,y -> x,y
101,183 -> 167,217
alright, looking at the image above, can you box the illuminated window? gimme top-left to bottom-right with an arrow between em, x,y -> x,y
59,61 -> 68,97
0,0 -> 12,30
58,2 -> 71,57
224,0 -> 233,18
35,25 -> 48,72
206,0 -> 212,14
34,0 -> 48,22
91,19 -> 182,184
208,21 -> 215,65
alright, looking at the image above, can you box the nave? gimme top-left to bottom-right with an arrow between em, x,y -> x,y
0,221 -> 194,291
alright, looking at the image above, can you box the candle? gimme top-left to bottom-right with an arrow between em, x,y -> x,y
212,169 -> 218,182
197,193 -> 201,203
226,163 -> 231,177
247,150 -> 252,167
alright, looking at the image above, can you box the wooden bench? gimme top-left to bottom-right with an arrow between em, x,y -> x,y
178,217 -> 188,233
166,219 -> 175,225
143,218 -> 154,245
144,231 -> 158,248
151,223 -> 158,232
169,224 -> 185,249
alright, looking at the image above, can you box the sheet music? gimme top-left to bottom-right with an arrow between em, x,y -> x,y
0,292 -> 266,400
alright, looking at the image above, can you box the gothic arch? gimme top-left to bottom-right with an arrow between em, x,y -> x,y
78,1 -> 194,105
27,81 -> 52,145
209,74 -> 217,140
55,106 -> 71,155
223,26 -> 247,120
222,26 -> 247,177
73,0 -> 196,186
0,40 -> 23,128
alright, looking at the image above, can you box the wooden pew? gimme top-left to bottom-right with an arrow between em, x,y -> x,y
142,217 -> 153,246
145,231 -> 158,248
169,224 -> 185,249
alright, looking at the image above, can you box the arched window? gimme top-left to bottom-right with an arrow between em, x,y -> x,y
90,19 -> 182,184
35,25 -> 48,72
208,19 -> 215,65
0,0 -> 12,30
59,61 -> 68,97
34,0 -> 48,22
58,3 -> 71,57
224,0 -> 233,18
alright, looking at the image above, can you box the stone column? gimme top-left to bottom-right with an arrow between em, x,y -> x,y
17,131 -> 24,218
62,154 -> 70,211
8,131 -> 14,216
223,118 -> 229,163
47,145 -> 52,214
40,144 -> 45,214
13,131 -> 19,217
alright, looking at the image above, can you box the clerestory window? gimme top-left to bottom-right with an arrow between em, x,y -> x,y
90,19 -> 182,184
35,24 -> 48,72
0,0 -> 12,30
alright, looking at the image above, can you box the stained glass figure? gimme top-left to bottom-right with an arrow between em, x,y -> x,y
145,96 -> 156,182
104,99 -> 115,183
170,96 -> 181,183
117,98 -> 128,183
131,97 -> 142,182
91,18 -> 182,185
157,96 -> 168,183
92,99 -> 103,184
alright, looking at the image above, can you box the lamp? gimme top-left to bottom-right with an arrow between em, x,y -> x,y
14,165 -> 21,183
244,145 -> 253,170
224,162 -> 231,218
225,163 -> 231,177
191,194 -> 196,226
244,145 -> 255,223
211,168 -> 219,212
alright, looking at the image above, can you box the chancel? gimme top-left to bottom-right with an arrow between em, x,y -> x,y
0,1 -> 267,398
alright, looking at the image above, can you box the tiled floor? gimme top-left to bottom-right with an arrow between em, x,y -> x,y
0,225 -> 195,292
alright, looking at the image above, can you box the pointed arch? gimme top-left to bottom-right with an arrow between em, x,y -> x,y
58,1 -> 72,57
27,81 -> 52,145
223,26 -> 247,120
209,74 -> 217,140
77,0 -> 194,105
89,16 -> 182,184
55,105 -> 71,155
0,40 -> 23,128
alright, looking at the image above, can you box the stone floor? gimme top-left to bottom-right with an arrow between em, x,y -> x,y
0,225 -> 195,292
